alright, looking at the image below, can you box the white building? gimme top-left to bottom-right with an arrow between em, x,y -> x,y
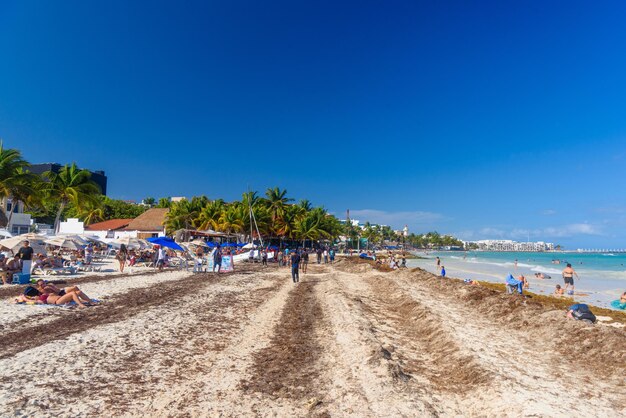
470,239 -> 555,252
1,198 -> 32,235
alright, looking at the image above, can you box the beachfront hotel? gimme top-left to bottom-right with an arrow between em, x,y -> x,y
468,240 -> 555,252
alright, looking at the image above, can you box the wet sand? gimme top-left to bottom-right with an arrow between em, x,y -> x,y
0,259 -> 624,417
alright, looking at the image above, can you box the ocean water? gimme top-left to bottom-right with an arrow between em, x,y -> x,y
407,251 -> 626,309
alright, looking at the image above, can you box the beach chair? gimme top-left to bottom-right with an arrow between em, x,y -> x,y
40,267 -> 77,276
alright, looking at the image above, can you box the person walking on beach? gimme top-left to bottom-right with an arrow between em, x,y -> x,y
562,263 -> 579,294
156,246 -> 167,271
440,266 -> 446,278
316,248 -> 322,264
323,248 -> 329,264
291,251 -> 301,283
277,250 -> 283,267
435,256 -> 441,269
213,247 -> 222,273
116,244 -> 128,273
329,248 -> 335,264
261,249 -> 268,266
301,249 -> 309,273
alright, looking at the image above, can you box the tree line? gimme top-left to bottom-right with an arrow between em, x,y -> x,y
0,144 -> 466,248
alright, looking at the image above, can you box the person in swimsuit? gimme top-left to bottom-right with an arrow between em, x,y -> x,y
562,263 -> 579,294
117,244 -> 129,272
36,280 -> 93,303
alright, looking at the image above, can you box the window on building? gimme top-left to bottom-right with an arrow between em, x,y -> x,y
11,225 -> 29,235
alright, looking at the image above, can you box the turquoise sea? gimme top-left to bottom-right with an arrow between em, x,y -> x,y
407,251 -> 626,309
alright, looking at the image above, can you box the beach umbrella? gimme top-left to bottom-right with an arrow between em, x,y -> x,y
110,236 -> 150,249
242,242 -> 255,249
79,234 -> 107,245
58,234 -> 90,245
221,242 -> 237,247
205,241 -> 218,248
0,233 -> 48,251
44,236 -> 85,250
236,243 -> 247,248
146,236 -> 184,251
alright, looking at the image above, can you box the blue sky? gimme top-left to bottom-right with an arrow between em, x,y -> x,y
1,0 -> 626,248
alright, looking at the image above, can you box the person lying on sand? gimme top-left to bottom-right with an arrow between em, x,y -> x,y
35,280 -> 94,305
554,284 -> 565,295
567,303 -> 596,323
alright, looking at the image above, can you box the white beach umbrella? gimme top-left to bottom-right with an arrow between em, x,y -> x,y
58,234 -> 90,245
44,236 -> 86,250
79,234 -> 107,245
0,233 -> 48,251
111,236 -> 150,249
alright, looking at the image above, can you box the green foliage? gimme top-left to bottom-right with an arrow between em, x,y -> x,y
405,231 -> 464,248
157,197 -> 171,208
161,189 -> 344,243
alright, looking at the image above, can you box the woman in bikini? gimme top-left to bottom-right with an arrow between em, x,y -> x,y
36,280 -> 94,307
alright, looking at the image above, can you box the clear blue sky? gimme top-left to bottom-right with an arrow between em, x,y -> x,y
1,0 -> 626,248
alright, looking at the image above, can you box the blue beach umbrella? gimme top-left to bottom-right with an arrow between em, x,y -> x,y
146,237 -> 184,251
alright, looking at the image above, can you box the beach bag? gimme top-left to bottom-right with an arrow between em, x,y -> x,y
24,286 -> 40,297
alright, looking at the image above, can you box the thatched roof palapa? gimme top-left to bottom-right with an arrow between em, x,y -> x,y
125,208 -> 169,232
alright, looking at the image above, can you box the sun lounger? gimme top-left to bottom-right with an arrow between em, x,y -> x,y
33,266 -> 77,276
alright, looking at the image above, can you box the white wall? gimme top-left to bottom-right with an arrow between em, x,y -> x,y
58,218 -> 85,235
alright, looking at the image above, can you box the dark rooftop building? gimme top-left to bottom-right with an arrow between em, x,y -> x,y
29,163 -> 108,195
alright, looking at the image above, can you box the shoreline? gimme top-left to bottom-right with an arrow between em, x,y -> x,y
409,250 -> 626,310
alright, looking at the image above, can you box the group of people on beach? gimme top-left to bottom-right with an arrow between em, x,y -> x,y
0,240 -> 35,284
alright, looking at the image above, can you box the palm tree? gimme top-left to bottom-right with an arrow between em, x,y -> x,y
0,144 -> 40,229
216,205 -> 245,235
164,197 -> 206,233
43,163 -> 101,233
143,197 -> 156,207
5,167 -> 42,227
275,205 -> 298,241
79,205 -> 105,226
265,187 -> 293,224
196,199 -> 225,230
294,208 -> 329,246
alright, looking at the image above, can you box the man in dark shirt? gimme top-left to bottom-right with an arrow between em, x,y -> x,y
291,251 -> 301,283
17,240 -> 34,274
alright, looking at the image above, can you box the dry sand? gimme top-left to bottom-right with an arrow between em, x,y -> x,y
0,258 -> 624,417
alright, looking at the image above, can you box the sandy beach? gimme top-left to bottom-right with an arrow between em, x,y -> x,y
1,258 -> 624,417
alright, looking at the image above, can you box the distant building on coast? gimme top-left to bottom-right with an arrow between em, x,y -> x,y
465,239 -> 555,252
29,163 -> 108,195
